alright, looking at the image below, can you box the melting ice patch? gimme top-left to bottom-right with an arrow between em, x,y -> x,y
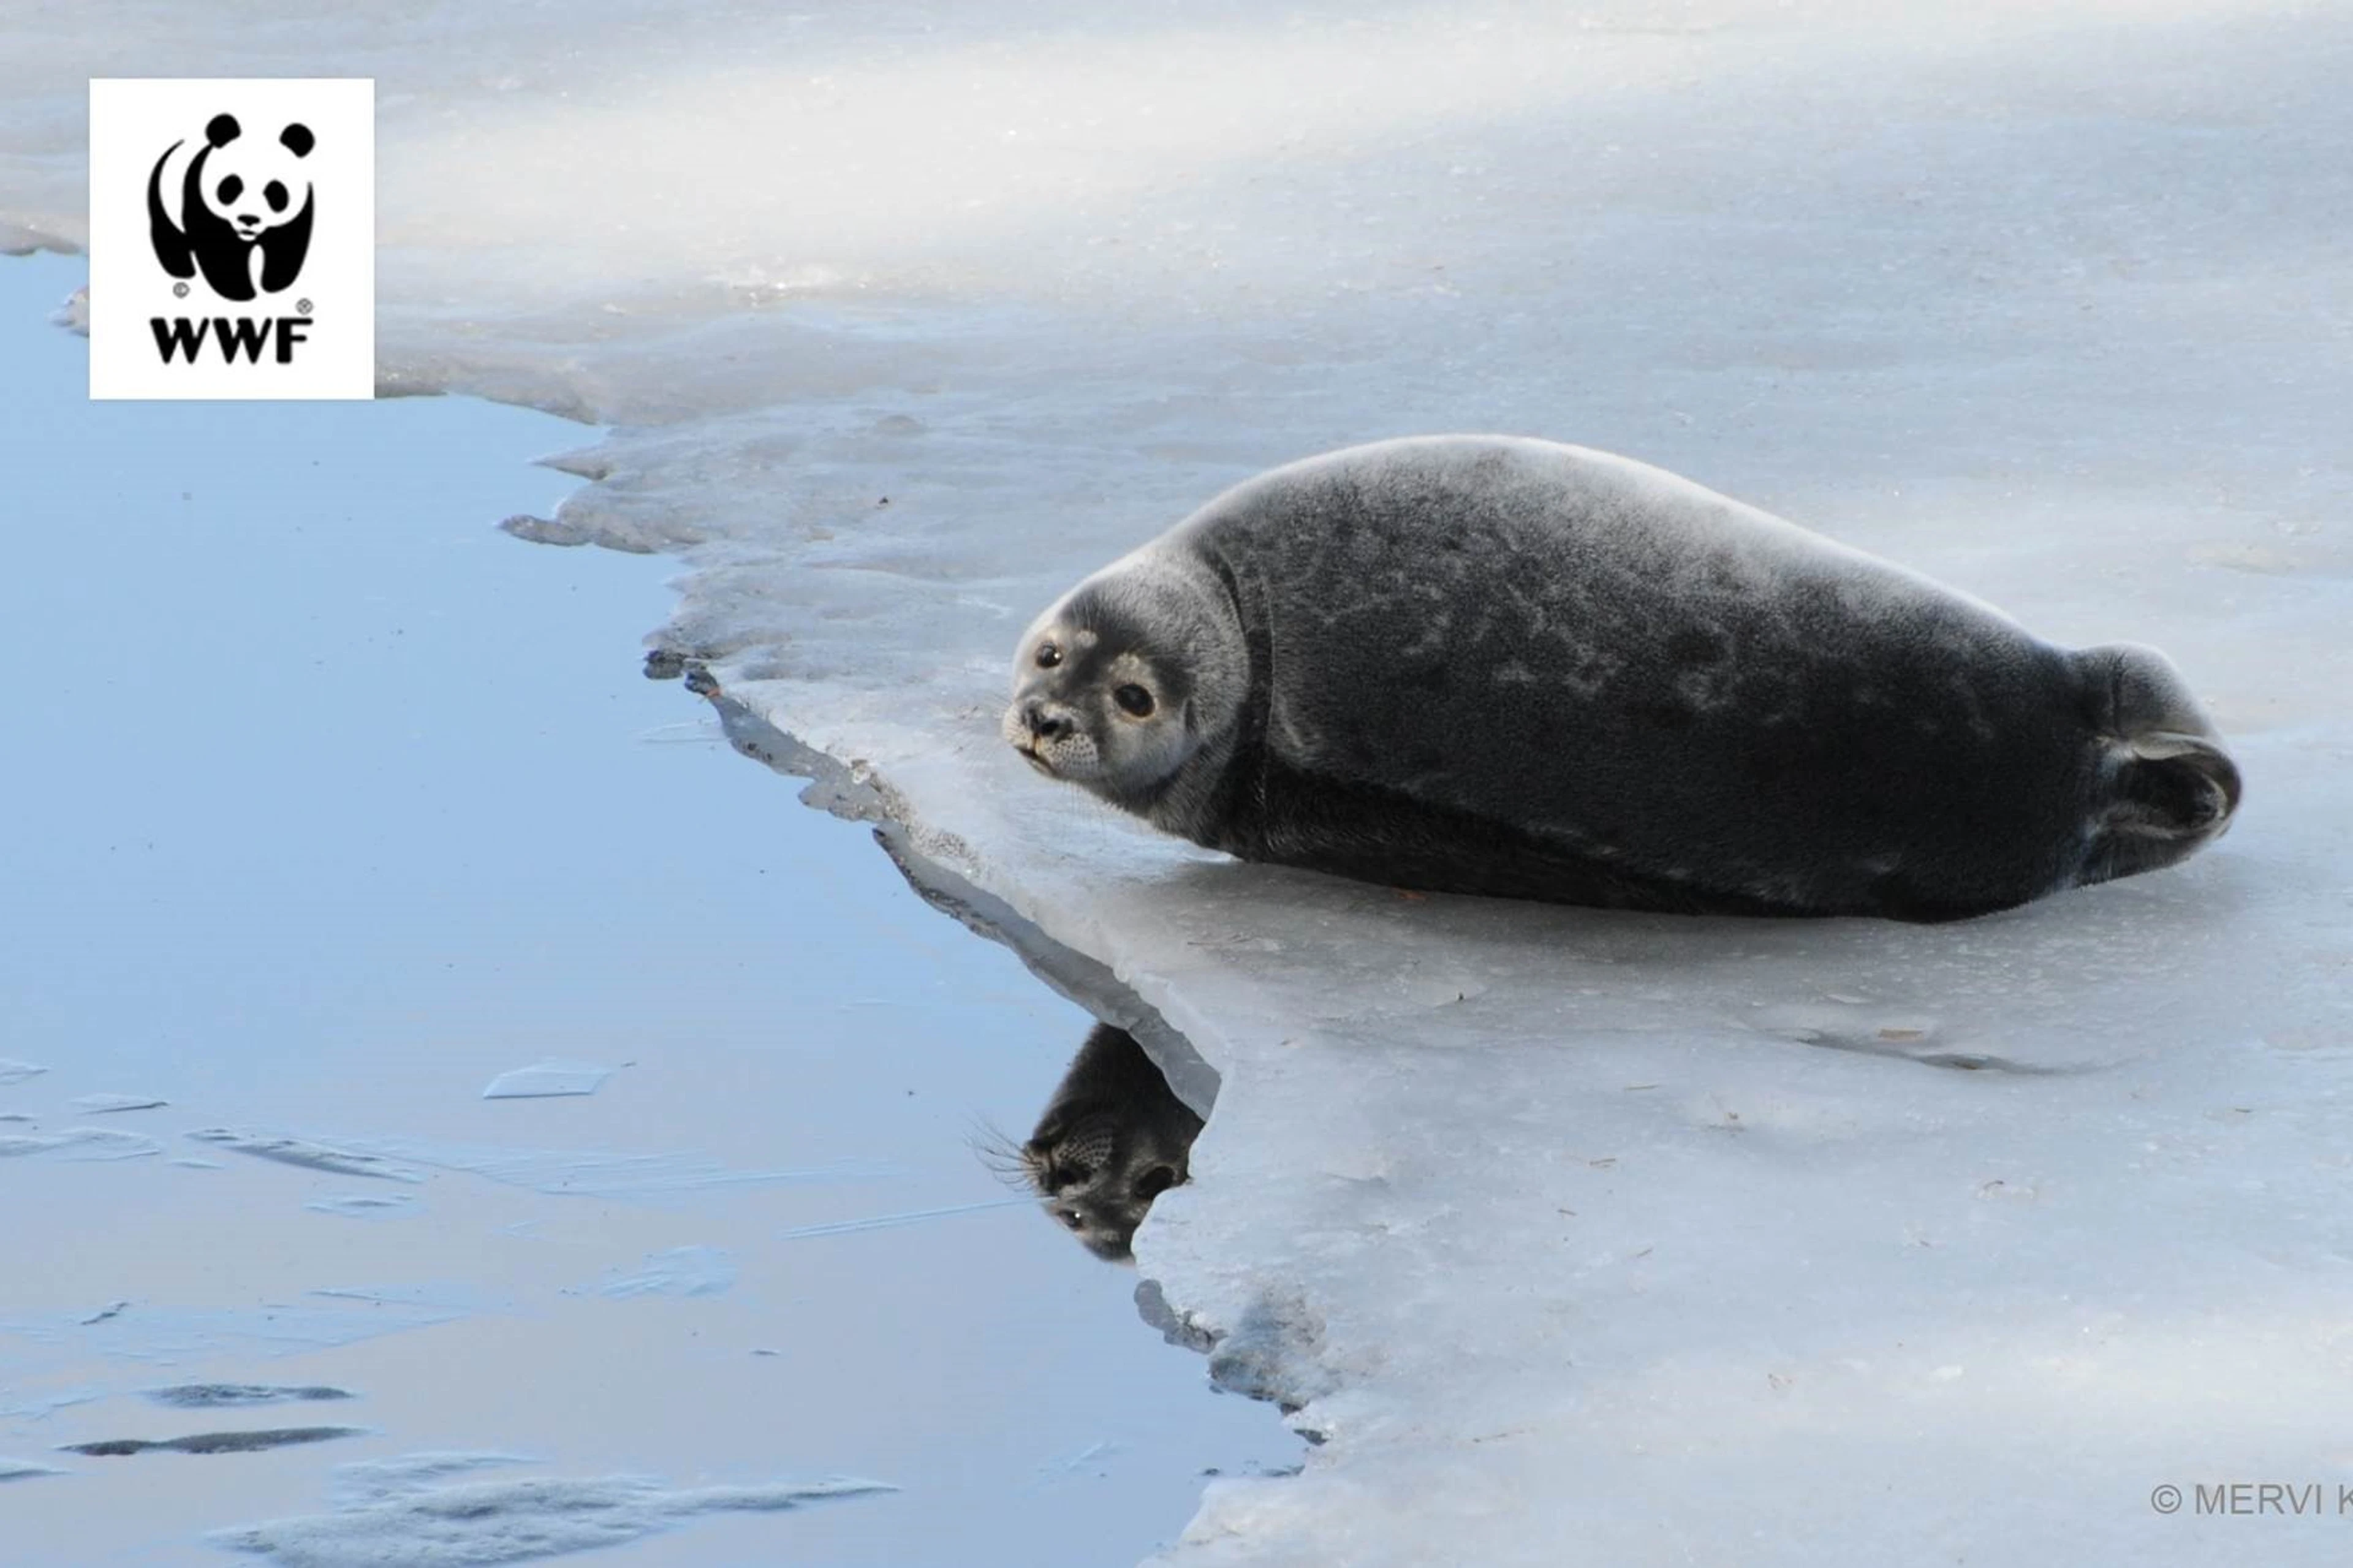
146,1384 -> 357,1409
585,1245 -> 736,1299
311,1283 -> 493,1313
307,1192 -> 422,1219
480,1061 -> 617,1100
186,1130 -> 425,1183
184,1126 -> 881,1201
70,1093 -> 168,1113
64,1427 -> 365,1458
330,1453 -> 538,1502
0,1127 -> 159,1161
210,1452 -> 895,1568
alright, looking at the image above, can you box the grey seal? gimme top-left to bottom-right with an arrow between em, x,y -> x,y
1003,436 -> 2240,922
1007,1024 -> 1203,1263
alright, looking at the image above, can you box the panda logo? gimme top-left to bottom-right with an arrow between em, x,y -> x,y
145,113 -> 316,302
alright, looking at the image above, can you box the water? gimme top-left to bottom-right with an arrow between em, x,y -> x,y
0,251 -> 1292,1568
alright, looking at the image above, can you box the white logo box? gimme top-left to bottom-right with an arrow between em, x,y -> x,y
89,78 -> 374,401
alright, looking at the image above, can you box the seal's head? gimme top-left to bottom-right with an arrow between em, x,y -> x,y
1004,1023 -> 1207,1263
1018,1104 -> 1194,1263
1002,548 -> 1245,808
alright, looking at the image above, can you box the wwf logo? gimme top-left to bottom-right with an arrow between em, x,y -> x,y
91,77 -> 372,398
145,113 -> 316,301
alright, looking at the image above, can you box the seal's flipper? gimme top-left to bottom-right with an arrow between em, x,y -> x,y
2091,732 -> 2240,874
2075,643 -> 2241,884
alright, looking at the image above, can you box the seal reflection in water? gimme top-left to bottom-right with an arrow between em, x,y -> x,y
1005,437 -> 2241,922
1012,1024 -> 1203,1262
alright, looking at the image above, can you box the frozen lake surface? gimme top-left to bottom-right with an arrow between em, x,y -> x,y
6,4 -> 2353,1562
0,253 -> 1289,1567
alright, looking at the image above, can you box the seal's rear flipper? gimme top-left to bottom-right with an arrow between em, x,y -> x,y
2107,730 -> 2241,841
2078,644 -> 2241,884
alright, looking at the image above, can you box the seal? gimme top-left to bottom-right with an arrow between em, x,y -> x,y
1012,1024 -> 1203,1263
1003,436 -> 2240,922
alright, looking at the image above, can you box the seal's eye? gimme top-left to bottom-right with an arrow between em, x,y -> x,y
1113,684 -> 1155,718
1035,642 -> 1062,669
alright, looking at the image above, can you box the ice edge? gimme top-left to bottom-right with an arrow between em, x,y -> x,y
695,676 -> 1338,1434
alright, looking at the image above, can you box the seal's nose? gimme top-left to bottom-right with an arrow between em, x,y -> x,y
1024,701 -> 1073,742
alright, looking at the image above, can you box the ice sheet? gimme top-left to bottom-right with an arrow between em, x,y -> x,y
7,4 -> 2351,1563
211,1461 -> 896,1568
479,1062 -> 618,1100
